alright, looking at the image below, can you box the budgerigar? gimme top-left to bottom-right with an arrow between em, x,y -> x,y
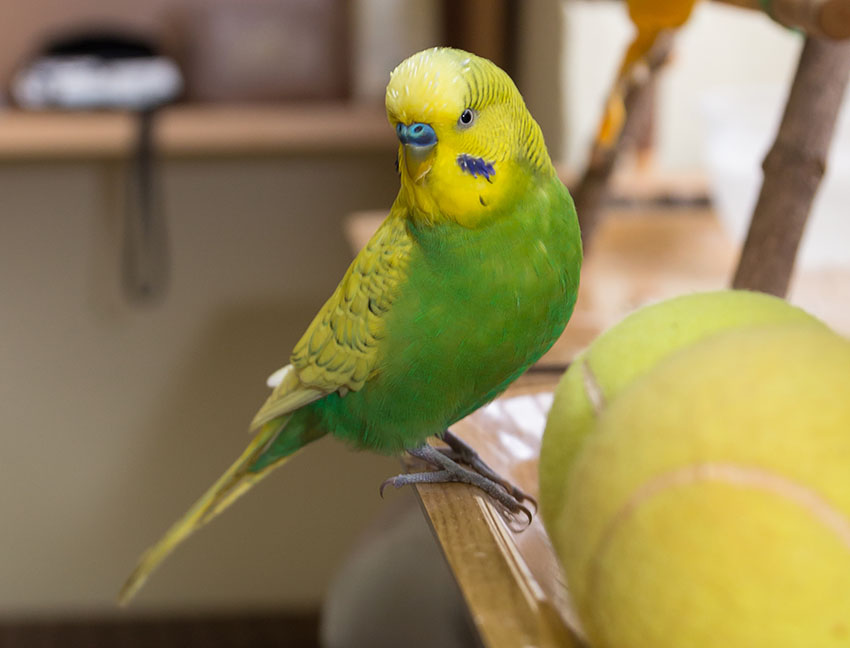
119,47 -> 582,604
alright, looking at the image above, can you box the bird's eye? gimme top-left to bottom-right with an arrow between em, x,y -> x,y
458,108 -> 475,127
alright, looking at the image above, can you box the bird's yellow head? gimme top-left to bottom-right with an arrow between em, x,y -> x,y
386,47 -> 554,228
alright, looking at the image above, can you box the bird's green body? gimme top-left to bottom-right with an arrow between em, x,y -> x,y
264,172 -> 579,463
120,47 -> 582,604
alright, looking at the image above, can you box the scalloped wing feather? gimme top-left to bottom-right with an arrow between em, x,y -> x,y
292,210 -> 412,390
250,210 -> 412,431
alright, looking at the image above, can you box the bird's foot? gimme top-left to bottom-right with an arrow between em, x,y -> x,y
380,444 -> 533,528
437,430 -> 537,512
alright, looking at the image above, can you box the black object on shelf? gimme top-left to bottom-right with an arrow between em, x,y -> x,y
13,29 -> 183,305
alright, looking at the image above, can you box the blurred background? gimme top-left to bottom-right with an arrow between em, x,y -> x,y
0,0 -> 847,645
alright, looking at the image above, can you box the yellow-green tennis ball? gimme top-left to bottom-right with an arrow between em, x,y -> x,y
539,290 -> 825,540
558,324 -> 850,648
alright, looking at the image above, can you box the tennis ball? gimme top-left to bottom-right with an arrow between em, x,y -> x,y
539,290 -> 825,540
557,324 -> 850,648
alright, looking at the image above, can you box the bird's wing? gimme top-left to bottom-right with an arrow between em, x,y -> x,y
250,211 -> 412,430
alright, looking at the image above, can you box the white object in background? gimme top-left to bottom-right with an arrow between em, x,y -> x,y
701,83 -> 850,269
11,56 -> 182,110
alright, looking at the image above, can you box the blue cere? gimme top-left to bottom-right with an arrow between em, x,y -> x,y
396,122 -> 437,147
457,154 -> 495,182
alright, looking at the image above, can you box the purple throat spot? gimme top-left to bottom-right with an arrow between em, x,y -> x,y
457,154 -> 495,182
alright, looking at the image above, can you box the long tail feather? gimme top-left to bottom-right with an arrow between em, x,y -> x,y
119,418 -> 295,605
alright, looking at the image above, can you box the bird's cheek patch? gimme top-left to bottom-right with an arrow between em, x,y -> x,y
457,154 -> 495,182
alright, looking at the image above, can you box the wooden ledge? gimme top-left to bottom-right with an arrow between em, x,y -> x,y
0,103 -> 397,161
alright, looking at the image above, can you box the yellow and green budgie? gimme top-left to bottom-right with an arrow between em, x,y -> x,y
119,47 -> 582,604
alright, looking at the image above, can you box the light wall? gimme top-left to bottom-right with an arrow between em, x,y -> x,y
0,155 -> 400,614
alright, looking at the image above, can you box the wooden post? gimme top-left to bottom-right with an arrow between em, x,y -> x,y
732,37 -> 850,297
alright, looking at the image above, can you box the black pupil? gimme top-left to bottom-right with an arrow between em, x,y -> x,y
461,110 -> 472,124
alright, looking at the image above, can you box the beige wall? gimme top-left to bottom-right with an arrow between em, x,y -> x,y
0,154 -> 401,613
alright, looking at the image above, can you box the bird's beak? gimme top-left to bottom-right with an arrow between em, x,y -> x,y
396,122 -> 437,183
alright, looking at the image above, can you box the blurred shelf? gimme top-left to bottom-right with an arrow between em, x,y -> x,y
0,103 -> 397,161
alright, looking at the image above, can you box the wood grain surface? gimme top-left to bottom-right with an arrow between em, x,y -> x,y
412,385 -> 584,647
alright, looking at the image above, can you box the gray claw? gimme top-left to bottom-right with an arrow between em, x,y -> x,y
381,444 -> 534,528
438,430 -> 537,510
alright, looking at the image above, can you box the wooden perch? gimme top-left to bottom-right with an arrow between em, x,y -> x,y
573,32 -> 674,247
732,37 -> 850,297
713,0 -> 850,40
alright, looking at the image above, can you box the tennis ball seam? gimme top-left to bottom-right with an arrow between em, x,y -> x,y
586,461 -> 850,599
580,359 -> 606,415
